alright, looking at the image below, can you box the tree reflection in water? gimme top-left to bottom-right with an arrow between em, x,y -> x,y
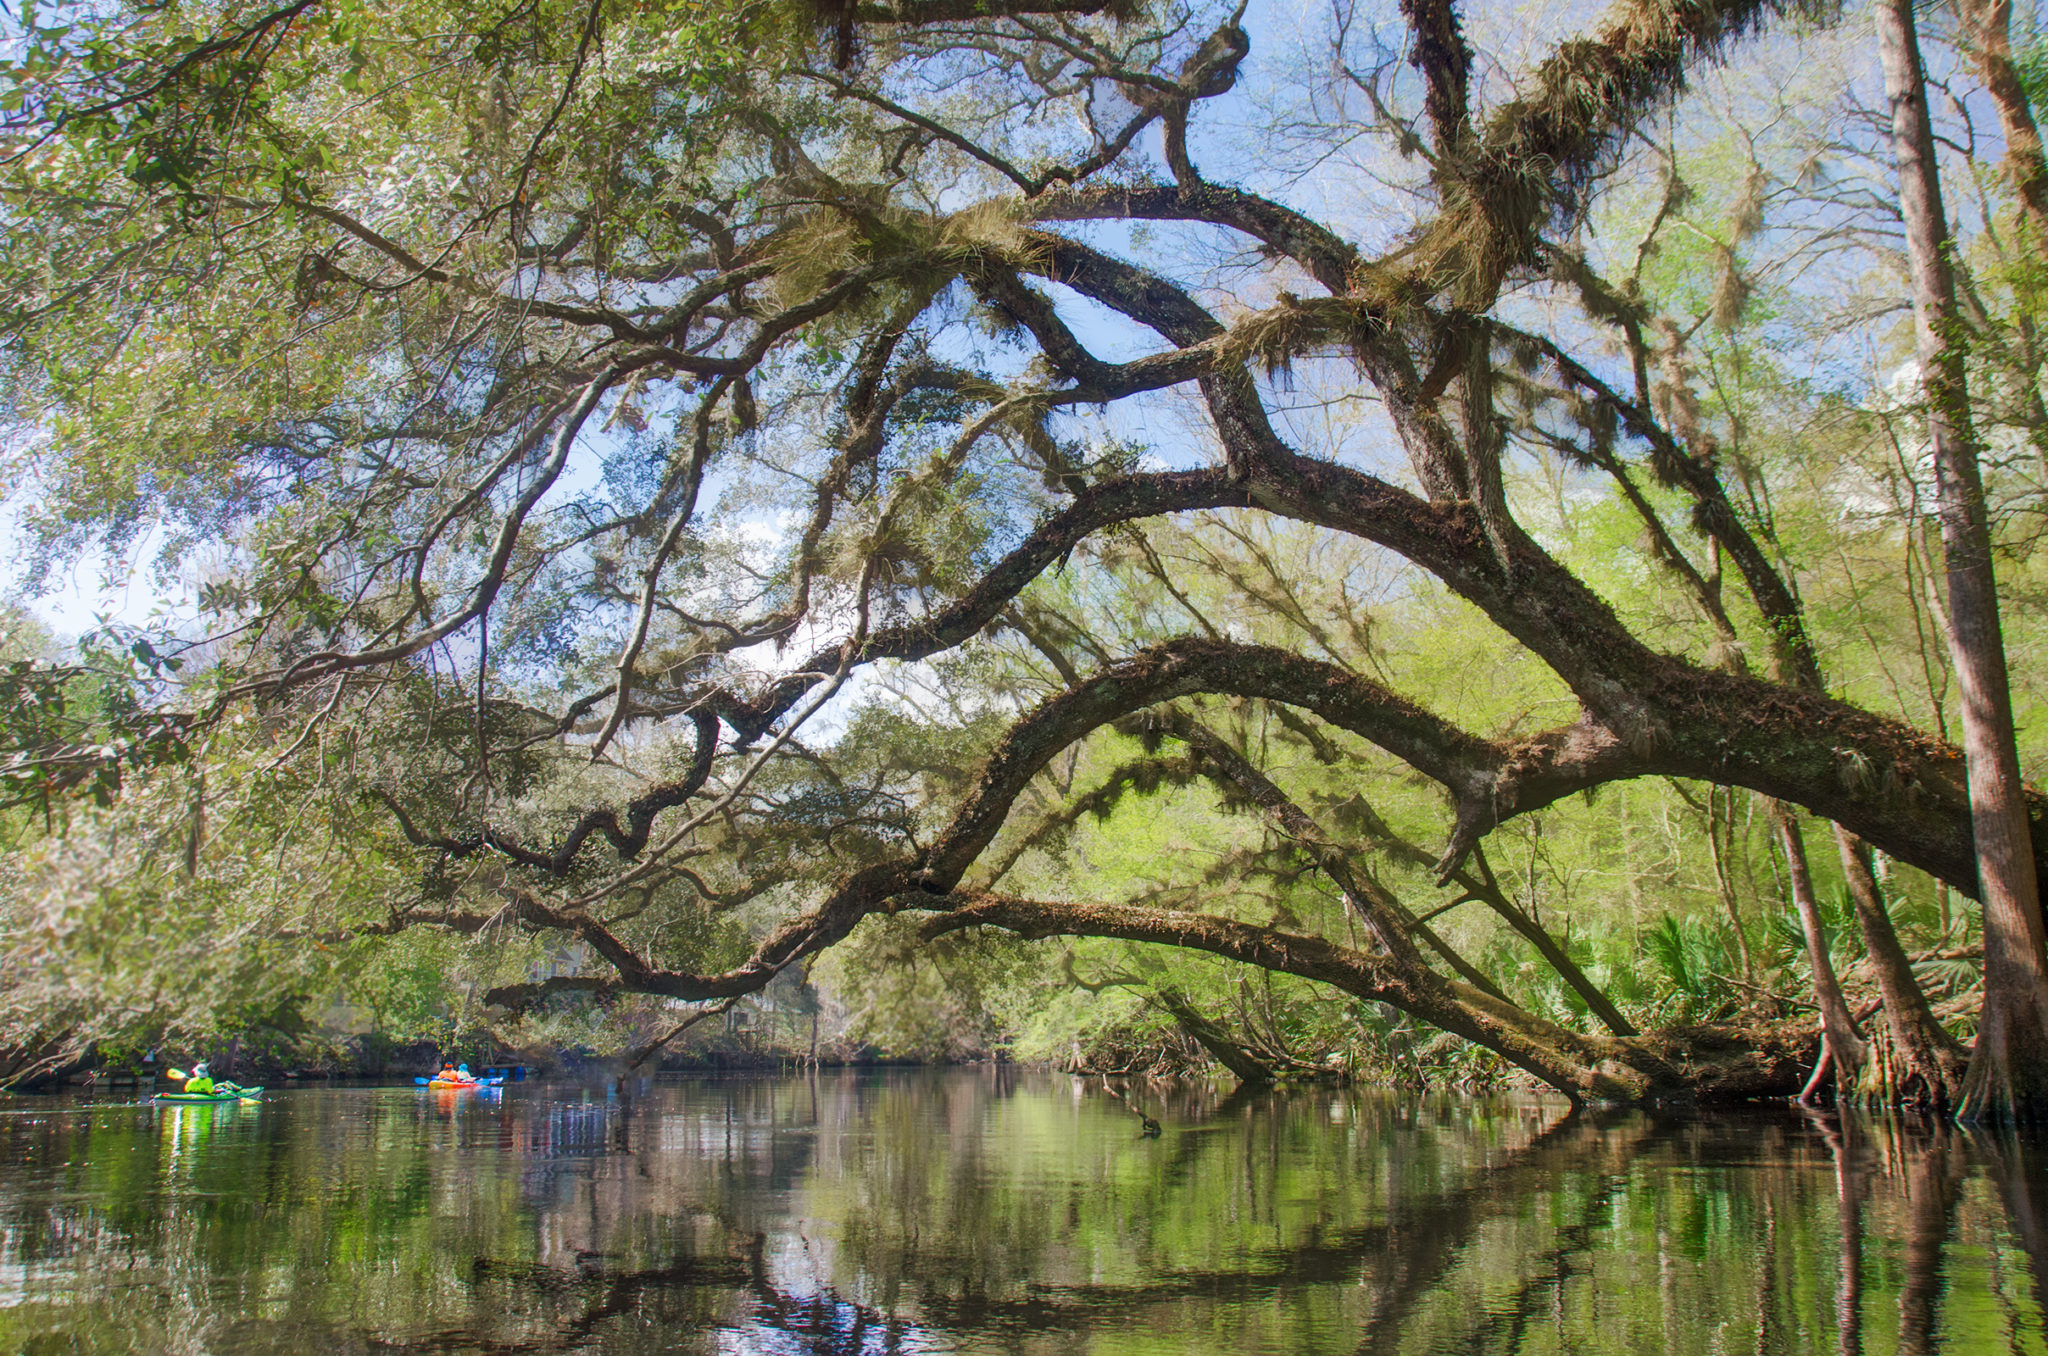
1,1073 -> 2047,1353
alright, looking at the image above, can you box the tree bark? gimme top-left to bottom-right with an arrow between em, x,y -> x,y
1877,0 -> 2048,1124
1836,831 -> 1968,1106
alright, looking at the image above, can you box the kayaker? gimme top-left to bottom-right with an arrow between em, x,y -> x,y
184,1063 -> 216,1095
455,1064 -> 475,1083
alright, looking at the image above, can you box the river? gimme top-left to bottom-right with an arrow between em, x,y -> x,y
0,1070 -> 2042,1353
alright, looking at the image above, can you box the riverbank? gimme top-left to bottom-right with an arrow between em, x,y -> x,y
9,1038 -> 992,1093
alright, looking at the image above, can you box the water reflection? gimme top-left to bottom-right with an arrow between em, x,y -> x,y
0,1073 -> 2044,1353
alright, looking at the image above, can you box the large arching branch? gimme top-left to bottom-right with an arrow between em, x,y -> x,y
482,859 -> 921,1010
920,891 -> 1808,1102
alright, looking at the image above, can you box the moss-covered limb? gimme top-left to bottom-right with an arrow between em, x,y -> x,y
1300,795 -> 1631,1033
1245,448 -> 2036,895
1029,183 -> 1360,293
1166,717 -> 1427,964
1401,0 -> 1475,161
966,262 -> 1226,395
1450,846 -> 1639,1038
923,890 -> 1626,1098
1245,441 -> 1651,728
1501,316 -> 1823,688
970,285 -> 1601,705
1414,0 -> 1789,305
1017,232 -> 1233,350
923,892 -> 1810,1103
1013,249 -> 1906,857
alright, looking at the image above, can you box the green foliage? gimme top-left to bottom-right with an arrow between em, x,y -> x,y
0,620 -> 191,820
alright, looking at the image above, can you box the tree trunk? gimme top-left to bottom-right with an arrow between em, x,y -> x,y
1835,830 -> 1967,1106
1877,0 -> 2048,1124
1772,804 -> 1865,1100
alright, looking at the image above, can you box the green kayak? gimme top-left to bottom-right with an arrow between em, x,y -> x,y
154,1087 -> 261,1103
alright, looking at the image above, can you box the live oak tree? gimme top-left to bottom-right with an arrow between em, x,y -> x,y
3,0 -> 2045,1108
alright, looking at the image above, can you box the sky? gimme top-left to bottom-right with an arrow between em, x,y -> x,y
6,504 -> 177,638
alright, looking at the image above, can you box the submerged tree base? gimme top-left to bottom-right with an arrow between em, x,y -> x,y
1605,1023 -> 1818,1105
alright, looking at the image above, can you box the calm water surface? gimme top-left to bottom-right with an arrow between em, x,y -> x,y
0,1070 -> 2044,1353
